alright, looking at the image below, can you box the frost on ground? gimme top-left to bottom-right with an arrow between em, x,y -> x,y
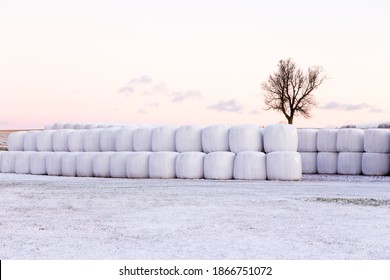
0,173 -> 390,260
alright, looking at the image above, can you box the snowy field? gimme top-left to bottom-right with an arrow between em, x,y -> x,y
0,173 -> 390,260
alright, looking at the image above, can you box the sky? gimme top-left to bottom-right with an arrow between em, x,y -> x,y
0,0 -> 389,129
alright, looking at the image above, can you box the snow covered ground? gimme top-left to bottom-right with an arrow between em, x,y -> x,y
0,173 -> 390,260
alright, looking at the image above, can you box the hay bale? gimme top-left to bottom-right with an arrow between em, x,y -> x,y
364,129 -> 390,153
337,152 -> 363,175
133,127 -> 153,151
76,152 -> 99,177
297,129 -> 319,152
126,152 -> 153,178
149,152 -> 179,179
0,151 -> 17,173
110,152 -> 133,178
336,128 -> 364,152
52,129 -> 72,152
299,152 -> 317,174
7,131 -> 26,151
266,151 -> 302,180
83,129 -> 103,152
36,130 -> 55,152
203,151 -> 235,180
61,152 -> 80,177
201,124 -> 231,153
175,152 -> 206,179
23,131 -> 39,151
44,124 -> 54,130
317,129 -> 338,152
15,152 -> 34,174
229,124 -> 263,154
100,128 -> 118,151
30,152 -> 48,175
46,152 -> 65,176
63,123 -> 75,129
52,123 -> 65,130
263,124 -> 298,153
92,152 -> 114,177
175,125 -> 203,152
362,153 -> 390,176
317,152 -> 338,174
85,123 -> 99,129
68,130 -> 86,152
233,151 -> 266,180
151,125 -> 177,152
115,127 -> 138,151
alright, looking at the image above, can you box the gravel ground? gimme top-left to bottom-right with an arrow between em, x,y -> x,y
0,130 -> 11,147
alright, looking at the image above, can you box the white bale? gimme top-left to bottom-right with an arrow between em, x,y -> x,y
362,153 -> 390,176
229,124 -> 263,154
364,129 -> 390,153
93,152 -> 114,178
67,130 -> 86,152
266,151 -> 302,181
85,123 -> 99,129
0,152 -> 3,172
201,124 -> 231,153
316,129 -> 338,152
7,131 -> 26,151
203,151 -> 235,180
46,152 -> 66,176
317,152 -> 338,174
149,152 -> 179,179
133,127 -> 153,151
61,152 -> 80,177
0,152 -> 17,173
15,152 -> 34,174
337,152 -> 363,175
30,152 -> 48,175
126,152 -> 153,178
336,128 -> 364,152
100,128 -> 118,151
23,131 -> 39,151
36,130 -> 55,151
76,152 -> 99,177
151,125 -> 177,152
44,124 -> 54,130
83,129 -> 103,152
299,152 -> 317,174
233,151 -> 266,180
110,152 -> 133,178
175,152 -> 206,179
52,123 -> 65,130
297,129 -> 319,152
63,123 -> 75,129
175,125 -> 203,152
263,124 -> 298,153
73,123 -> 85,130
115,127 -> 138,151
52,129 -> 72,152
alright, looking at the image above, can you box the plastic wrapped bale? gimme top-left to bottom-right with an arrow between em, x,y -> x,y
100,128 -> 118,152
266,151 -> 302,181
148,152 -> 179,179
317,129 -> 338,152
126,152 -> 153,178
203,151 -> 235,180
15,152 -> 34,174
299,152 -> 317,174
23,131 -> 39,151
73,123 -> 85,130
175,125 -> 203,152
151,125 -> 177,152
0,151 -> 17,173
61,152 -> 80,177
67,130 -> 86,152
175,152 -> 206,179
76,152 -> 99,177
337,152 -> 362,175
297,129 -> 319,152
92,152 -> 114,178
7,131 -> 26,151
85,123 -> 99,129
83,129 -> 103,152
201,124 -> 231,153
46,152 -> 66,176
0,152 -> 3,172
263,124 -> 298,153
36,130 -> 55,152
362,153 -> 390,176
229,124 -> 263,154
115,127 -> 138,152
52,123 -> 65,130
30,152 -> 49,175
44,124 -> 54,130
63,123 -> 75,129
133,127 -> 153,151
317,152 -> 338,174
110,152 -> 133,178
336,128 -> 364,152
233,151 -> 266,180
364,129 -> 390,153
52,129 -> 72,152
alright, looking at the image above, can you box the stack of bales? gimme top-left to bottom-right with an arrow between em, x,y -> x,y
316,129 -> 339,174
298,129 -> 319,174
336,128 -> 364,175
362,129 -> 390,176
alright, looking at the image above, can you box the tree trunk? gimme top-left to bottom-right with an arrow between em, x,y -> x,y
287,115 -> 293,124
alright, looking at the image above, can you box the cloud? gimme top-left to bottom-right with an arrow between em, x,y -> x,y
249,109 -> 260,115
137,109 -> 147,114
171,90 -> 202,102
321,101 -> 383,113
207,99 -> 243,113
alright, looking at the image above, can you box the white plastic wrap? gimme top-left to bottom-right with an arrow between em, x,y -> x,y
317,152 -> 338,174
52,123 -> 65,130
201,124 -> 231,153
364,129 -> 390,153
362,153 -> 390,176
266,151 -> 302,181
15,152 -> 33,174
336,128 -> 364,152
0,152 -> 3,172
61,152 -> 80,177
83,129 -> 103,152
263,124 -> 298,153
175,125 -> 203,152
115,127 -> 138,151
0,151 -> 17,173
148,152 -> 179,179
53,129 -> 72,152
297,129 -> 319,152
175,152 -> 206,179
203,151 -> 235,180
299,152 -> 317,174
151,125 -> 177,152
23,131 -> 39,151
233,151 -> 266,180
92,152 -> 114,177
100,128 -> 118,151
126,152 -> 153,178
36,130 -> 55,152
110,152 -> 133,178
44,124 -> 54,130
46,152 -> 65,176
76,152 -> 99,177
7,131 -> 26,151
316,129 -> 338,152
229,124 -> 263,154
85,123 -> 99,129
337,152 -> 363,175
64,123 -> 75,129
30,152 -> 48,175
67,130 -> 86,152
133,127 -> 153,151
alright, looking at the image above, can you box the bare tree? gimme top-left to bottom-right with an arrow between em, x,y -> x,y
262,58 -> 326,124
